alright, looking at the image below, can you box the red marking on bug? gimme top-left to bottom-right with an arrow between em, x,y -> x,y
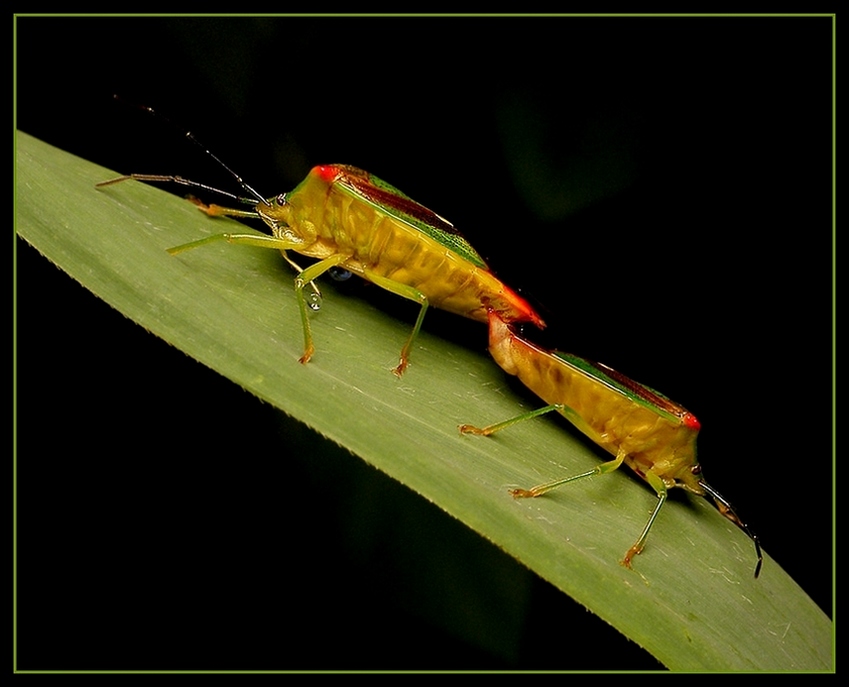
497,286 -> 546,329
683,413 -> 701,431
315,164 -> 341,183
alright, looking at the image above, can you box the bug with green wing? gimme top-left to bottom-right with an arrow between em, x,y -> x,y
98,160 -> 544,376
460,311 -> 762,577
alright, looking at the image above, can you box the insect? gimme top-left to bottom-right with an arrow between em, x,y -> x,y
96,114 -> 545,375
460,311 -> 763,577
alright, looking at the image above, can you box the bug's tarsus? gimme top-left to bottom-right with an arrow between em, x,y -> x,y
700,480 -> 763,578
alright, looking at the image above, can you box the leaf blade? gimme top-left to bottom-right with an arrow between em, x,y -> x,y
15,130 -> 832,671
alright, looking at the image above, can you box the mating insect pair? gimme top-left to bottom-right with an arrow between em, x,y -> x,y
97,111 -> 761,576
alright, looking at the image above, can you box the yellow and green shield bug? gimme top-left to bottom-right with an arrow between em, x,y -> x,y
461,311 -> 763,577
97,112 -> 544,375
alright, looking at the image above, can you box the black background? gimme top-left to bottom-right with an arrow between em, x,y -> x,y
15,15 -> 833,670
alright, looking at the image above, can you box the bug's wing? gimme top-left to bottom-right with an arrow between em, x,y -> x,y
333,166 -> 489,269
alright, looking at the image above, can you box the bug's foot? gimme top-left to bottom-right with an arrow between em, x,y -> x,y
298,346 -> 315,365
620,544 -> 644,569
187,196 -> 228,217
458,424 -> 489,436
186,195 -> 211,211
509,487 -> 542,499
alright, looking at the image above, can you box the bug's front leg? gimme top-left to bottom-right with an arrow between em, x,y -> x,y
292,254 -> 352,364
186,196 -> 262,220
167,232 -> 331,364
166,232 -> 296,255
621,470 -> 668,569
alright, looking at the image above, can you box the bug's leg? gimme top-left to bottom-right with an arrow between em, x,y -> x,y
291,254 -> 352,364
185,198 -> 324,306
167,232 -> 297,256
187,196 -> 263,220
167,232 -> 334,363
361,270 -> 429,376
459,401 -> 629,495
511,448 -> 628,498
279,251 -> 322,310
461,400 -> 599,446
459,404 -> 563,435
621,471 -> 668,569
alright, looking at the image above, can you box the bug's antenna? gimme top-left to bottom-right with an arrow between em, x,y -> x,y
111,95 -> 270,206
700,480 -> 763,578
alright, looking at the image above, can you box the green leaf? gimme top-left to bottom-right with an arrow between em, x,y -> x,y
15,131 -> 832,671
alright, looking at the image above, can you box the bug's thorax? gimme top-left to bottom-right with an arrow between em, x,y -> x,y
250,166 -> 387,274
627,451 -> 703,494
257,165 -> 546,328
255,169 -> 340,260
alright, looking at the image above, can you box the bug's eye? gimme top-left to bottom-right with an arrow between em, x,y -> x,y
691,464 -> 702,476
276,193 -> 287,205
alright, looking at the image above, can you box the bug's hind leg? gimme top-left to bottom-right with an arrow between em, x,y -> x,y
362,270 -> 429,376
510,448 -> 627,498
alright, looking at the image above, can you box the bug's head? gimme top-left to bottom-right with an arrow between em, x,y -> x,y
653,421 -> 703,494
255,193 -> 315,246
665,460 -> 703,494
